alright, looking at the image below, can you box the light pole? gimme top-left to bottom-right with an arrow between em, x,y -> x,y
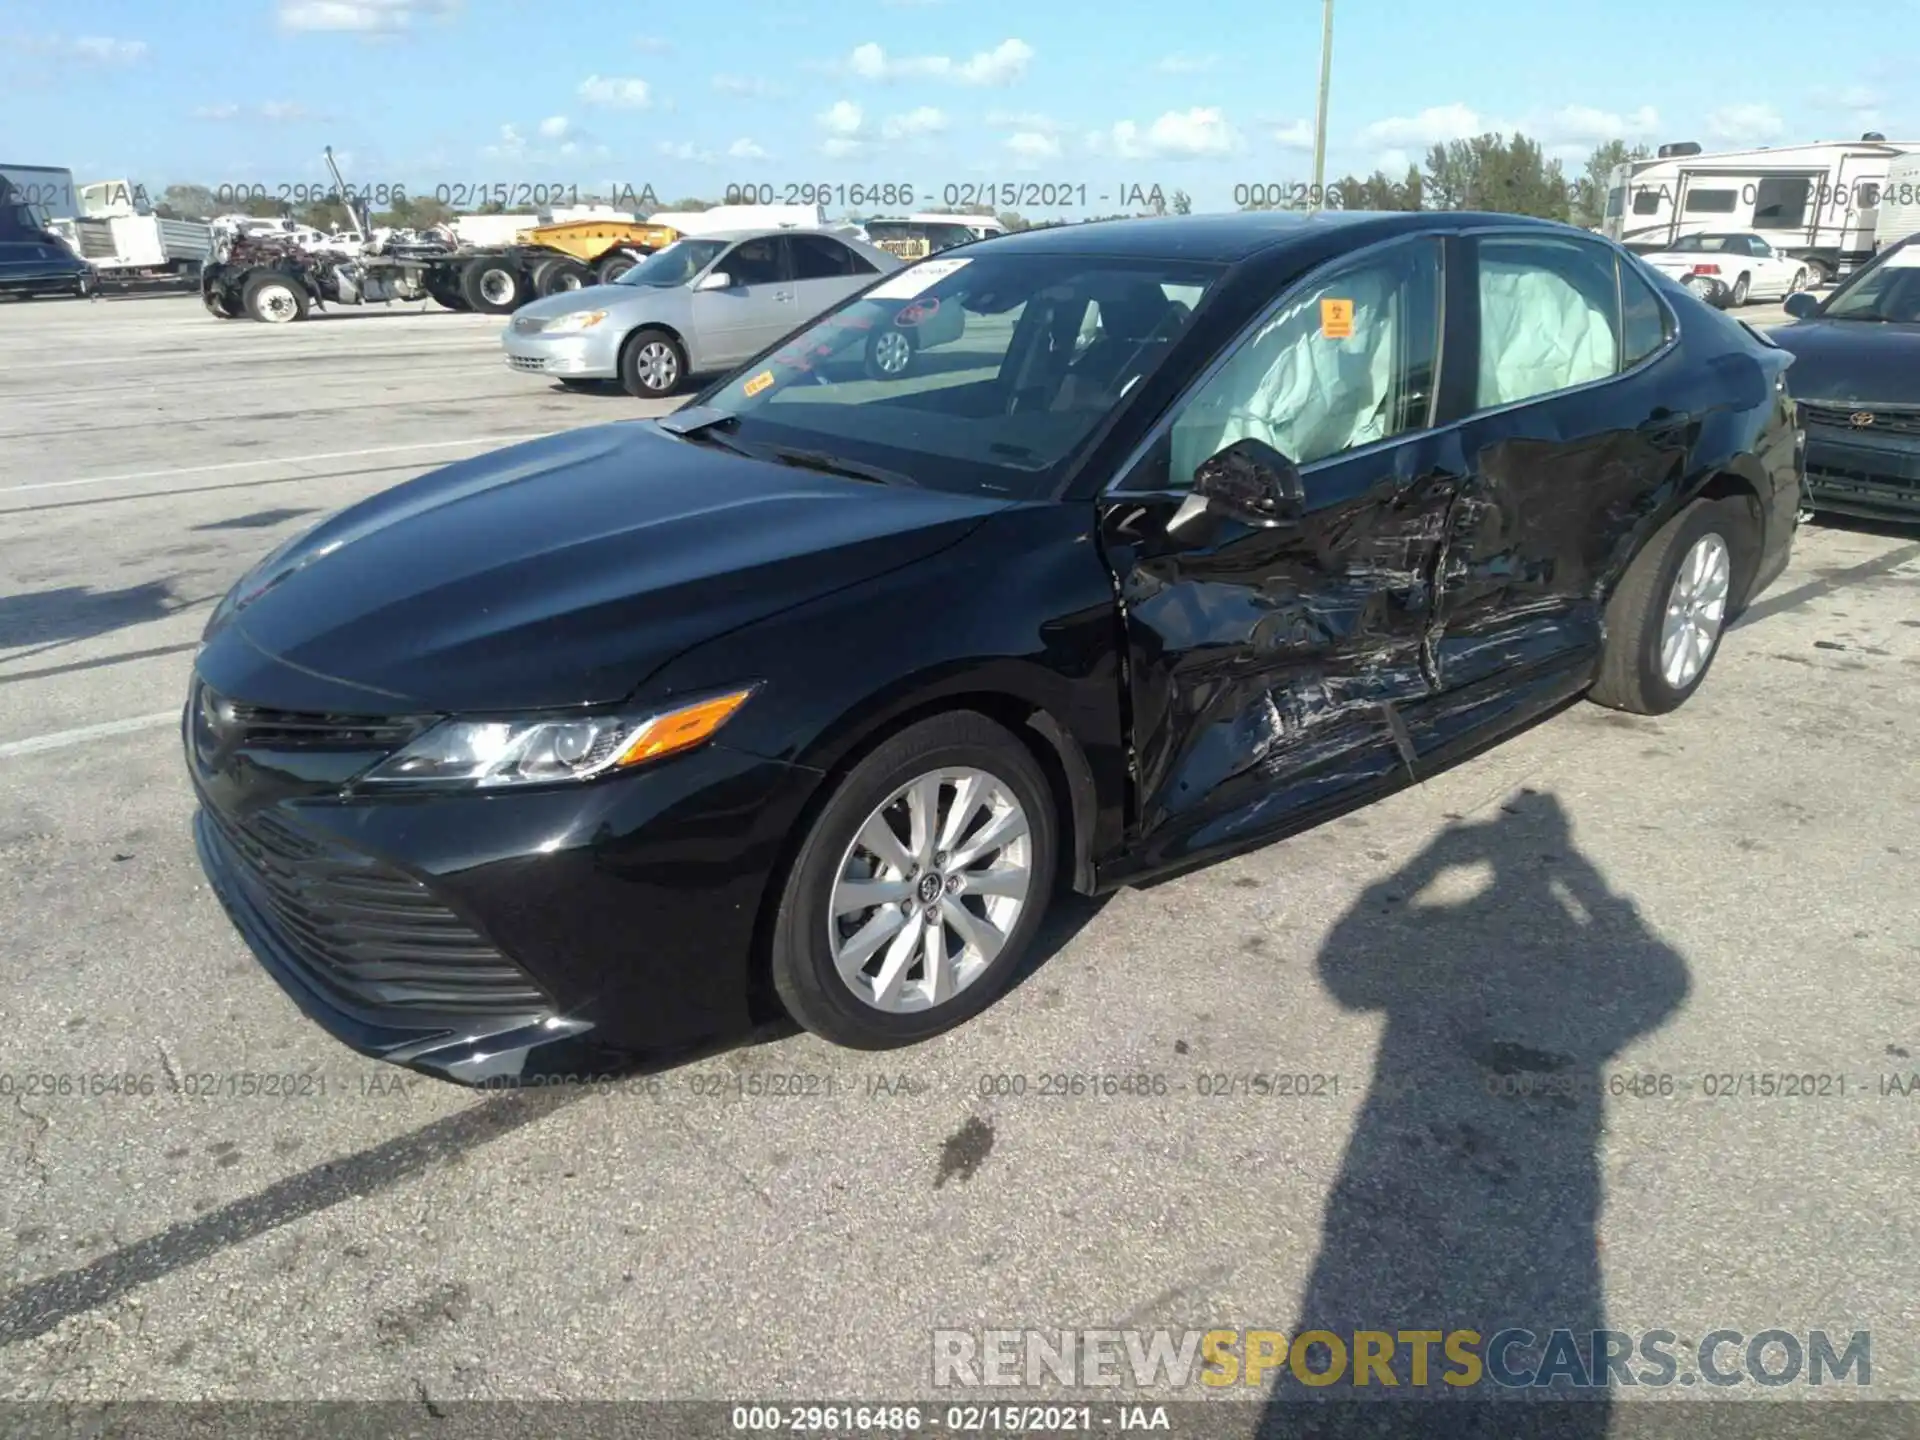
1310,0 -> 1333,210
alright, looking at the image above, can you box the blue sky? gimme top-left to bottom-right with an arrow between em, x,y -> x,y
4,0 -> 1918,213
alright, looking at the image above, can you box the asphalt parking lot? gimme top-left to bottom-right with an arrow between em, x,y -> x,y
2,290 -> 1917,1415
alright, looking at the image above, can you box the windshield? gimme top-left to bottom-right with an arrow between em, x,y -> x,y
616,238 -> 728,287
691,251 -> 1223,497
1820,242 -> 1920,322
1668,234 -> 1737,252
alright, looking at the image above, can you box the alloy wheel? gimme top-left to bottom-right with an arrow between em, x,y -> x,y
872,330 -> 912,376
1660,532 -> 1731,690
827,767 -> 1033,1013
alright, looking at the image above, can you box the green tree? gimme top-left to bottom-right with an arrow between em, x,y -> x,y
297,199 -> 353,232
237,195 -> 292,220
1171,189 -> 1192,215
1328,167 -> 1423,210
1570,140 -> 1650,229
1423,132 -> 1569,219
154,183 -> 218,220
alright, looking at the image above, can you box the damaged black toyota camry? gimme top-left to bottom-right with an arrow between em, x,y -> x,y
185,211 -> 1802,1084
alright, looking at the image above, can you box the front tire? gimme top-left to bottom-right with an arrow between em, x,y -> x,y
618,326 -> 687,398
1590,498 -> 1745,715
1729,274 -> 1750,306
1789,266 -> 1809,294
242,271 -> 308,323
770,712 -> 1059,1049
865,325 -> 916,380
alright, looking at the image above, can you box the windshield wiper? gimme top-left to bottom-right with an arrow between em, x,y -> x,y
655,407 -> 755,455
766,447 -> 919,487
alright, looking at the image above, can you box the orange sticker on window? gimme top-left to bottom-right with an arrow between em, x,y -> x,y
743,370 -> 775,397
1320,298 -> 1354,338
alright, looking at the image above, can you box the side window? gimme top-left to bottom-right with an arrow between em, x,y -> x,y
1473,235 -> 1621,409
788,235 -> 853,279
722,238 -> 783,285
1631,190 -> 1662,215
1165,236 -> 1441,481
1619,259 -> 1670,368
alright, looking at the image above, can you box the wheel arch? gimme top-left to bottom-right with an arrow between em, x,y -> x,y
738,680 -> 1101,1021
1689,461 -> 1768,611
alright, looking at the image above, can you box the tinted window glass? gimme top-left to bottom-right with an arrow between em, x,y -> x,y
1165,235 -> 1442,478
788,234 -> 853,279
1632,190 -> 1662,215
722,237 -> 782,285
1685,189 -> 1738,214
1474,235 -> 1621,408
1620,260 -> 1669,367
1753,177 -> 1811,227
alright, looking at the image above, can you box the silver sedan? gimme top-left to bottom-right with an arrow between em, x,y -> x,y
501,227 -> 906,398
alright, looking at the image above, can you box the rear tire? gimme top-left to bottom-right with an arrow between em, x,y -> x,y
536,257 -> 592,296
242,271 -> 308,323
769,711 -> 1059,1049
618,327 -> 687,398
1729,274 -> 1750,306
460,256 -> 525,314
864,325 -> 917,380
1589,498 -> 1747,715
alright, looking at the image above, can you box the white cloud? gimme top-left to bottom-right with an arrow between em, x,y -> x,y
1005,131 -> 1062,169
657,141 -> 716,163
1374,147 -> 1413,175
880,106 -> 946,141
713,73 -> 781,97
278,0 -> 457,32
537,115 -> 571,139
481,121 -> 604,164
1539,104 -> 1660,145
1092,108 -> 1241,160
819,100 -> 864,137
259,101 -> 311,121
842,38 -> 1032,85
1359,103 -> 1485,148
1706,103 -> 1784,143
1154,53 -> 1217,74
986,109 -> 1064,134
1270,119 -> 1314,149
577,74 -> 651,108
70,35 -> 147,62
632,34 -> 671,53
728,138 -> 770,160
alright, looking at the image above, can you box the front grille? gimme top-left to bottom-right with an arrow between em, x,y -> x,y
202,802 -> 550,1017
1807,462 -> 1918,496
507,354 -> 547,372
222,698 -> 425,749
1800,404 -> 1920,437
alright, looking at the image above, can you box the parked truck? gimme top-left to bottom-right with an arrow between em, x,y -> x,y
46,179 -> 212,288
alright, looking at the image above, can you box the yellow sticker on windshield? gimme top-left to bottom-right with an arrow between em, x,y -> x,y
1320,298 -> 1354,338
743,370 -> 775,397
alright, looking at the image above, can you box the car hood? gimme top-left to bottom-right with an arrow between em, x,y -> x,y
1769,319 -> 1920,404
511,283 -> 685,322
209,422 -> 1012,713
0,242 -> 84,277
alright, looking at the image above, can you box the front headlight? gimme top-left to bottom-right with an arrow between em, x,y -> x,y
545,309 -> 608,333
359,687 -> 756,789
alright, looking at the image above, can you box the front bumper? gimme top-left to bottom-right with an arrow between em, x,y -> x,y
500,326 -> 621,379
1802,426 -> 1920,522
189,716 -> 823,1085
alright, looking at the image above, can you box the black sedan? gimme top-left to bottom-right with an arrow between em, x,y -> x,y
0,239 -> 94,298
1773,232 -> 1920,522
184,211 -> 1802,1084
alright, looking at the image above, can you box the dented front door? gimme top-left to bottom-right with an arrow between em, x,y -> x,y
1098,433 -> 1458,872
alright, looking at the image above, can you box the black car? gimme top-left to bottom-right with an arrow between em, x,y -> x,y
0,239 -> 93,299
1773,231 -> 1920,521
184,211 -> 1802,1085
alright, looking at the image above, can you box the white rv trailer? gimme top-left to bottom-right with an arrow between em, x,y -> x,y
1876,153 -> 1920,248
1601,137 -> 1919,281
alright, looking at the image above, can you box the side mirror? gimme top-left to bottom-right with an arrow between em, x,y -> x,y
696,270 -> 732,292
1190,438 -> 1305,526
1782,291 -> 1820,319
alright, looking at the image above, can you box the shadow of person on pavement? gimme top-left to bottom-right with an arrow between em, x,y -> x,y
1259,788 -> 1691,1439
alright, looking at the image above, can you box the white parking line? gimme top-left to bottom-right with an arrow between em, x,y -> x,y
0,434 -> 556,496
0,711 -> 180,759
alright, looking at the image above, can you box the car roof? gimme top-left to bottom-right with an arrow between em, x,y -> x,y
688,226 -> 867,244
973,209 -> 1567,262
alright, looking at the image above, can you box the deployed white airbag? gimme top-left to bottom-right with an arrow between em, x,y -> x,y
1476,259 -> 1616,406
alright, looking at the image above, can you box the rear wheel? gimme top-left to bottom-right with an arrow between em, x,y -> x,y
618,327 -> 687,398
1789,266 -> 1810,293
460,256 -> 525,314
1590,498 -> 1746,715
864,326 -> 916,380
594,251 -> 639,284
536,257 -> 592,296
242,271 -> 308,323
769,711 -> 1058,1049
